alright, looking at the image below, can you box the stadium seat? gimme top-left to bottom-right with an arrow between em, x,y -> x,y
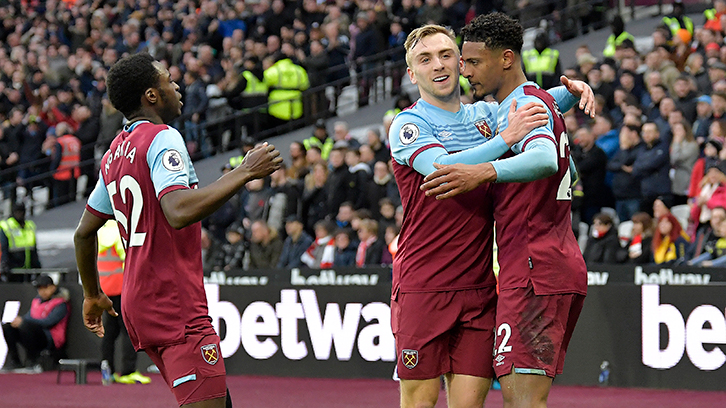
671,205 -> 690,230
618,221 -> 634,248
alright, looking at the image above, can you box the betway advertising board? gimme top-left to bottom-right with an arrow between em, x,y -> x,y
1,266 -> 725,388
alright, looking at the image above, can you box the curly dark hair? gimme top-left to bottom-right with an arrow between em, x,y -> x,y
106,53 -> 160,118
461,12 -> 524,55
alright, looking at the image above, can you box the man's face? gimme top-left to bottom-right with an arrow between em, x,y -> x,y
407,33 -> 461,103
153,62 -> 182,123
461,41 -> 503,100
642,123 -> 659,144
37,285 -> 55,301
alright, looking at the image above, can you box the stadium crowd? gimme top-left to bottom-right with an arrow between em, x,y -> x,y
3,0 -> 726,270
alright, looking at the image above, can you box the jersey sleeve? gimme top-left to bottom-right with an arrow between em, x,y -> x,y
86,171 -> 113,217
389,111 -> 447,171
509,94 -> 557,155
147,127 -> 198,199
547,85 -> 578,113
491,138 -> 559,182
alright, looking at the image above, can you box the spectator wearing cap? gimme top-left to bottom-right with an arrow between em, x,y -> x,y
693,95 -> 714,143
277,215 -> 314,268
303,119 -> 334,160
0,202 -> 40,283
1,274 -> 70,372
608,123 -> 646,222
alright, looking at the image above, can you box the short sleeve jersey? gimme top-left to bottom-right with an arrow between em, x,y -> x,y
491,83 -> 587,295
86,121 -> 209,349
389,99 -> 500,293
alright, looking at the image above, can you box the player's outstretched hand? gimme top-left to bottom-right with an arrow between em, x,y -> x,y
500,100 -> 549,146
420,162 -> 496,200
240,142 -> 283,179
560,75 -> 595,118
83,293 -> 116,338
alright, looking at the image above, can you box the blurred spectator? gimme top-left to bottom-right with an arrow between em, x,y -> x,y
583,212 -> 622,264
367,127 -> 390,164
1,274 -> 69,372
0,124 -> 19,203
302,162 -> 330,234
0,202 -> 40,282
608,123 -> 645,222
660,0 -> 694,39
355,218 -> 384,267
300,40 -> 330,118
219,225 -> 246,271
182,70 -> 208,156
572,126 -> 609,224
603,15 -> 634,58
333,121 -> 361,150
672,75 -> 698,123
301,219 -> 336,268
382,224 -> 400,265
248,219 -> 283,269
377,198 -> 397,241
703,0 -> 726,32
352,12 -> 384,107
632,122 -> 672,214
303,119 -> 334,160
268,166 -> 302,235
335,202 -> 355,229
367,161 -> 401,215
689,205 -> 726,262
670,120 -> 699,206
44,122 -> 81,208
523,31 -> 562,89
345,148 -> 372,209
277,215 -> 314,269
240,178 -> 272,229
287,141 -> 309,180
263,53 -> 310,128
96,96 -> 124,153
689,138 -> 722,203
326,147 -> 353,216
626,212 -> 655,264
592,114 -> 619,159
652,213 -> 690,265
333,228 -> 358,267
693,95 -> 714,144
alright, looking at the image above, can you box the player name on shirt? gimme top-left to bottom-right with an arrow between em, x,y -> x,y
104,139 -> 138,173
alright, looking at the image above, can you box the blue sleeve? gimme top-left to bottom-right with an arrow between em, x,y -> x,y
710,253 -> 726,267
547,86 -> 578,113
389,110 -> 509,176
509,95 -> 557,155
491,137 -> 559,183
147,127 -> 199,197
689,252 -> 713,265
87,172 -> 113,216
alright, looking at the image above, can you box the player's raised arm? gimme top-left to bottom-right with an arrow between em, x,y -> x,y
160,143 -> 282,229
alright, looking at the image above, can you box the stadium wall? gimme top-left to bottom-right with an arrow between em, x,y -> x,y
0,266 -> 724,390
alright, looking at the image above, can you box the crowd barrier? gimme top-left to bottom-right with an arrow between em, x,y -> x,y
0,265 -> 724,390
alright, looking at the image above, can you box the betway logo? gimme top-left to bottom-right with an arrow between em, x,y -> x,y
291,268 -> 380,286
634,266 -> 710,285
205,284 -> 395,362
642,285 -> 725,371
587,271 -> 609,285
204,271 -> 269,286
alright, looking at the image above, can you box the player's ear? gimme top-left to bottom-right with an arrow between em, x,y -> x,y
144,88 -> 158,105
502,49 -> 515,70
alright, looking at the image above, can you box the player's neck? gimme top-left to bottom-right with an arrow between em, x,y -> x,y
421,92 -> 460,113
126,110 -> 164,126
495,70 -> 528,103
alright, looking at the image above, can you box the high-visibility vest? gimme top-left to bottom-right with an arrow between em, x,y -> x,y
603,31 -> 635,57
97,220 -> 125,297
264,59 -> 310,120
705,8 -> 717,21
54,134 -> 81,181
242,71 -> 268,96
458,75 -> 471,95
662,16 -> 694,38
303,136 -> 334,160
522,48 -> 560,87
0,217 -> 36,269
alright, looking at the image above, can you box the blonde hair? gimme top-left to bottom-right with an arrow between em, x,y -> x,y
404,25 -> 457,67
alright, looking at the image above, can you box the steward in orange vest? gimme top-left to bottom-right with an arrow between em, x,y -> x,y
98,220 -> 124,297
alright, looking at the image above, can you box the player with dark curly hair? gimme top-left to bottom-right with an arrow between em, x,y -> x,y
75,53 -> 282,408
421,12 -> 589,408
